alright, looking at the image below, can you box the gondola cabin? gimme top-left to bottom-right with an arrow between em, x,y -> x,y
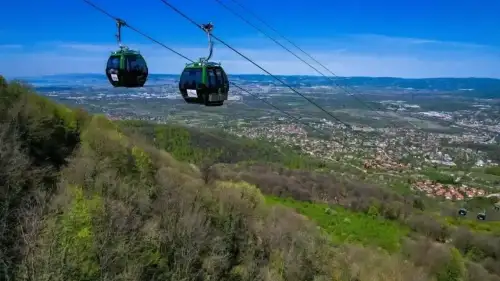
179,61 -> 229,106
106,48 -> 148,88
477,212 -> 486,221
458,208 -> 467,216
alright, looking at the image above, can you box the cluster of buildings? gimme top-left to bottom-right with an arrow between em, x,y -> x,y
225,120 -> 500,201
228,120 -> 495,173
411,180 -> 486,200
363,154 -> 409,172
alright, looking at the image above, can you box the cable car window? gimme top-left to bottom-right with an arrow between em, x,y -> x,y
221,69 -> 229,85
107,56 -> 120,69
214,68 -> 224,86
207,68 -> 217,88
180,68 -> 202,88
126,55 -> 147,72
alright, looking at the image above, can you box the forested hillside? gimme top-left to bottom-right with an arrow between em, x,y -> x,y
118,120 -> 322,169
2,75 -> 500,281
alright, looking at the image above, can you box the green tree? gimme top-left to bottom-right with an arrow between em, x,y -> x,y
436,248 -> 466,281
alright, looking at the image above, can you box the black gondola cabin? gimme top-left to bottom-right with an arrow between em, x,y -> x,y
179,61 -> 229,106
477,212 -> 486,220
106,48 -> 148,88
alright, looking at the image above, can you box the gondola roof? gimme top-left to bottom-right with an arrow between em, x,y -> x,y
183,61 -> 221,69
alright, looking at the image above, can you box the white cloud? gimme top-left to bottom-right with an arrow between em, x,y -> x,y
0,44 -> 24,50
1,34 -> 500,78
345,34 -> 490,49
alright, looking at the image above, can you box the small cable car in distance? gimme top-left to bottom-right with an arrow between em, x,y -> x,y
458,208 -> 467,216
105,19 -> 148,88
179,23 -> 229,106
477,211 -> 486,221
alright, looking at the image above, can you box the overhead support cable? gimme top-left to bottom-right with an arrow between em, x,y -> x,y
219,0 -> 418,130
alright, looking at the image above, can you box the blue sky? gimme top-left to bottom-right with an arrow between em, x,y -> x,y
1,0 -> 499,78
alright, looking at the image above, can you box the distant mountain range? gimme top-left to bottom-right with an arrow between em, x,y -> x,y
14,73 -> 500,97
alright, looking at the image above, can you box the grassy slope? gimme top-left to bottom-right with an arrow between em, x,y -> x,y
117,114 -> 500,280
1,80 -> 345,280
266,196 -> 408,252
0,78 -> 442,281
120,121 -> 417,253
5,77 -> 500,280
119,109 -> 500,279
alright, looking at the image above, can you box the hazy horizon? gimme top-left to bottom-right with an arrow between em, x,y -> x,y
10,72 -> 500,81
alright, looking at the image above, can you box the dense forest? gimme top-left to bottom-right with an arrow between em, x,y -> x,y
118,120 -> 324,169
1,75 -> 500,281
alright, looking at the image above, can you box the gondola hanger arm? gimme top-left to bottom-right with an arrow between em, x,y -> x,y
115,18 -> 128,48
200,22 -> 214,63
